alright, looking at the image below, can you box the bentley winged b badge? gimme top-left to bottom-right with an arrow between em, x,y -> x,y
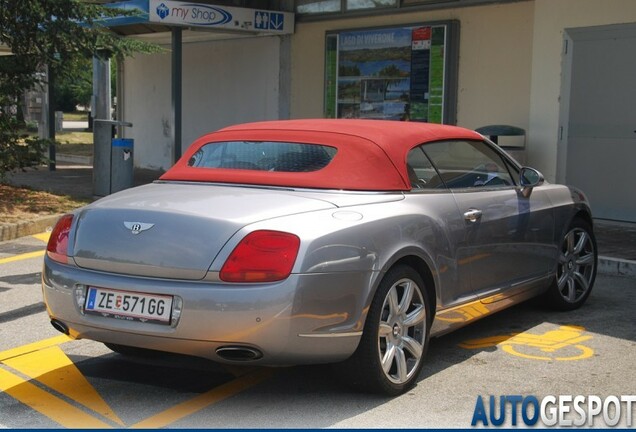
124,221 -> 155,235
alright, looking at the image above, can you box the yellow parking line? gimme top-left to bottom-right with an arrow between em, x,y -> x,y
4,346 -> 124,426
32,232 -> 51,243
131,368 -> 273,429
0,335 -> 71,362
1,335 -> 271,428
0,232 -> 49,264
0,250 -> 45,265
0,367 -> 112,428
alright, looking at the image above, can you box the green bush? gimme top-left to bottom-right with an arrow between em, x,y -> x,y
0,111 -> 49,181
25,120 -> 38,132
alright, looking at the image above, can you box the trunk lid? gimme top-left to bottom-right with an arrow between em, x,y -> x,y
71,183 -> 337,280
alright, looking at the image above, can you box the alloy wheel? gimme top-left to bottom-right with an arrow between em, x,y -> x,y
377,278 -> 427,385
556,227 -> 596,304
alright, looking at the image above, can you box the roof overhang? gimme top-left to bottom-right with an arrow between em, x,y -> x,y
101,0 -> 294,43
1,0 -> 295,55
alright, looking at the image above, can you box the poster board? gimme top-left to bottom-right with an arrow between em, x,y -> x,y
324,21 -> 459,124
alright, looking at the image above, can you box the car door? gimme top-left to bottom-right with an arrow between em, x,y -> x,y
406,145 -> 474,309
417,140 -> 555,300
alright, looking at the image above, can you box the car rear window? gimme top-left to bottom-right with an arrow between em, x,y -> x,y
187,141 -> 337,172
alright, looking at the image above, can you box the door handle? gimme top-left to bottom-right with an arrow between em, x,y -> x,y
464,208 -> 482,223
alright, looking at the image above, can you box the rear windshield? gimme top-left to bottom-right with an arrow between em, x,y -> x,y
188,141 -> 337,172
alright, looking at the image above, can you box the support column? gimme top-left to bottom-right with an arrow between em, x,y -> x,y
278,0 -> 294,120
47,66 -> 56,171
116,57 -> 126,139
37,67 -> 53,170
278,35 -> 291,120
92,55 -> 112,197
172,28 -> 182,163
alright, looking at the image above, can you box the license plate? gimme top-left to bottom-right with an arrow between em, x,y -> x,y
85,286 -> 173,324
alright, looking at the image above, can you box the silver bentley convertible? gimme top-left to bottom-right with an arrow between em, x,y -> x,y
43,119 -> 597,395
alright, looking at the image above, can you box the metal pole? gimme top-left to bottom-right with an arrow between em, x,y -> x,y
172,27 -> 182,163
47,66 -> 56,171
116,57 -> 125,138
92,55 -> 112,197
278,35 -> 291,120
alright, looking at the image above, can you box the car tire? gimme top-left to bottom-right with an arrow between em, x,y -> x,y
342,264 -> 430,395
544,218 -> 597,311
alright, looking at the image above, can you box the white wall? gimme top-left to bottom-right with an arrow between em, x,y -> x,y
528,0 -> 636,181
122,36 -> 281,171
290,2 -> 535,133
290,0 -> 636,181
121,1 -> 636,179
121,51 -> 171,171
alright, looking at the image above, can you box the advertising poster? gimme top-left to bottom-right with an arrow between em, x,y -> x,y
325,24 -> 447,123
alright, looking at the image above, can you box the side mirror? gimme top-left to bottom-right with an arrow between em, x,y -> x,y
519,167 -> 544,198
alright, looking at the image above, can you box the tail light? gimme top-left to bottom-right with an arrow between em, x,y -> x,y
220,230 -> 300,283
46,214 -> 74,264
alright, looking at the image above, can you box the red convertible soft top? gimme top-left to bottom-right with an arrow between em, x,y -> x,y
160,119 -> 483,191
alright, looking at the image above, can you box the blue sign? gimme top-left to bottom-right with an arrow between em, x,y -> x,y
87,0 -> 293,33
255,11 -> 284,31
270,13 -> 284,30
156,2 -> 169,19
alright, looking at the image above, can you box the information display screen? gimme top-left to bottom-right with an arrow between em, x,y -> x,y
325,22 -> 458,124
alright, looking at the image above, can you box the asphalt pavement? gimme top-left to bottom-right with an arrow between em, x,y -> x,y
0,232 -> 634,428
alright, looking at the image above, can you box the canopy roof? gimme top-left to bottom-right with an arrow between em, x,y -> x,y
160,119 -> 483,191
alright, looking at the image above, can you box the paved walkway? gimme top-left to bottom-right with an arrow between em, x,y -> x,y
6,163 -> 162,201
1,163 -> 635,276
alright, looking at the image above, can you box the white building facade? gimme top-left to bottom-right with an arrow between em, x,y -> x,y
117,0 -> 636,222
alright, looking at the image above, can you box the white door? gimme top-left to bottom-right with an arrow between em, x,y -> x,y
562,24 -> 636,222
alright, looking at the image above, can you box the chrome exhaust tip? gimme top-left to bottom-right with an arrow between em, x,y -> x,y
216,346 -> 263,361
50,319 -> 70,335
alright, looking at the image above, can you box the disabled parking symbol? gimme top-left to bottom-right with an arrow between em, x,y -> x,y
459,325 -> 595,361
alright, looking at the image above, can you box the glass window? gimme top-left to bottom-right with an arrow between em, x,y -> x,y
188,141 -> 337,172
407,147 -> 438,189
297,0 -> 341,13
421,140 -> 515,189
402,0 -> 459,5
346,0 -> 397,10
503,157 -> 521,185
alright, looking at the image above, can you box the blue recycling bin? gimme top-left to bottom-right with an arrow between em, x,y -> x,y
111,138 -> 134,193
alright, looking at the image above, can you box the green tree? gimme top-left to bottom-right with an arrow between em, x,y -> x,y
0,0 -> 157,179
0,55 -> 50,181
53,57 -> 93,112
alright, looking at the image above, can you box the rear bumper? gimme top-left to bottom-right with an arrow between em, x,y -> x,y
42,256 -> 373,365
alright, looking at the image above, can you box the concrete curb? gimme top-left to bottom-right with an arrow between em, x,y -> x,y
598,256 -> 636,278
57,153 -> 92,165
0,214 -> 62,242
